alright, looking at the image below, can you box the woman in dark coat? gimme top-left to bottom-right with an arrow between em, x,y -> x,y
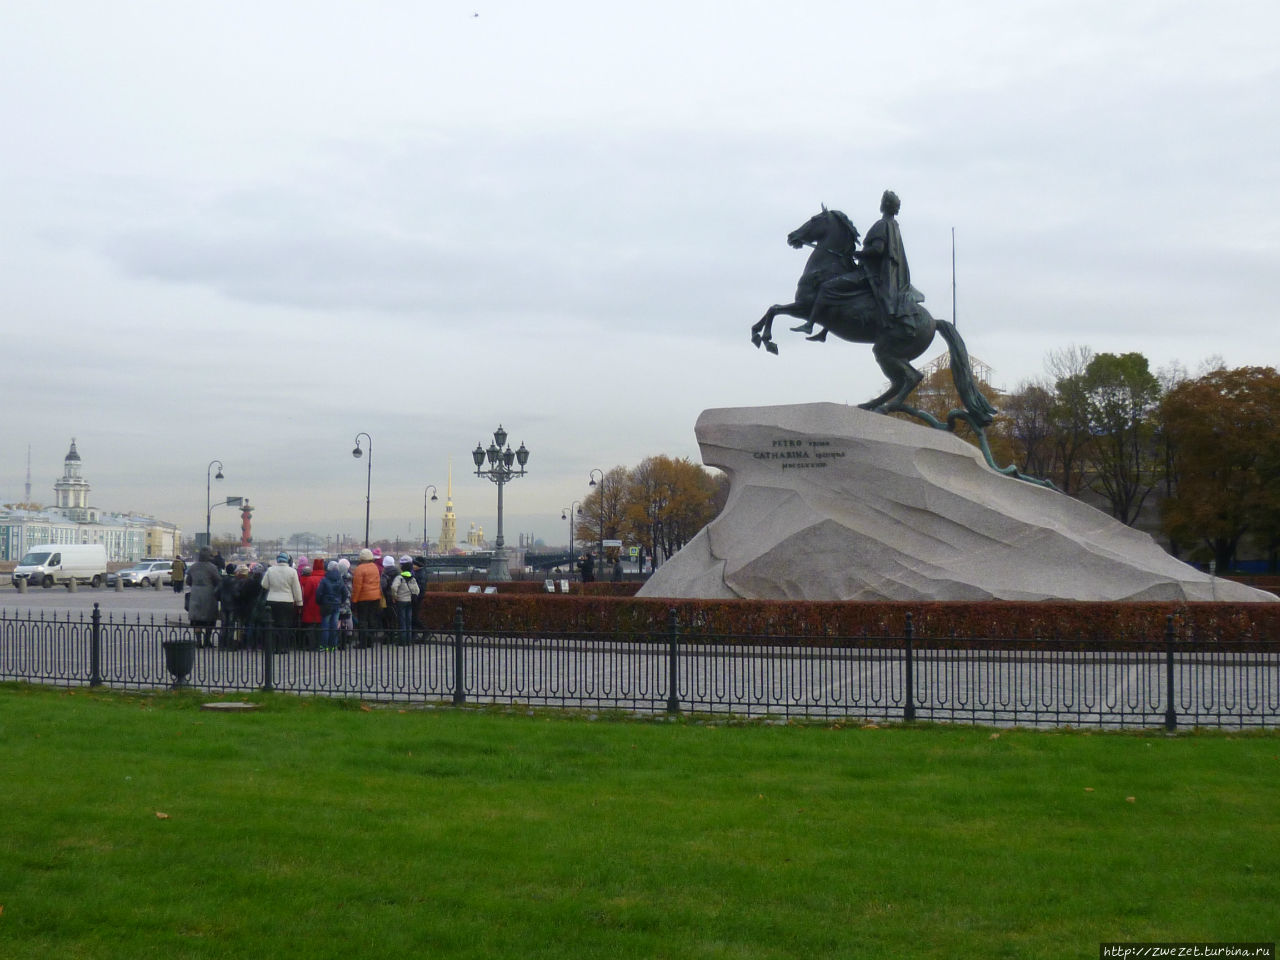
236,566 -> 265,649
185,547 -> 222,647
217,564 -> 241,648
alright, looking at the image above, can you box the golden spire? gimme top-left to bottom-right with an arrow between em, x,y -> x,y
439,457 -> 458,553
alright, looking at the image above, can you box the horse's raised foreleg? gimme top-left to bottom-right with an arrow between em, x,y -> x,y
752,302 -> 809,355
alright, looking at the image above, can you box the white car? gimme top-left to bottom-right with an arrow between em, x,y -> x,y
118,560 -> 173,588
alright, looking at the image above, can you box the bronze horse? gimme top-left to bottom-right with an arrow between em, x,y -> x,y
750,206 -> 996,429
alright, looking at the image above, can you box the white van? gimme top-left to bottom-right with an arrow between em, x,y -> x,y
12,543 -> 109,589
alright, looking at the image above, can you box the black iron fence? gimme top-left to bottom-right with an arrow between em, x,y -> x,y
0,605 -> 1277,729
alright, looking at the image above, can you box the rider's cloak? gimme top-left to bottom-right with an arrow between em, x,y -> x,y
862,214 -> 915,318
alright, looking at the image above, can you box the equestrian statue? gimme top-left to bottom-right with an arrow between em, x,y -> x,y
751,191 -> 1052,486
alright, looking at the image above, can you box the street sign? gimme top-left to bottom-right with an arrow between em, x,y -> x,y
603,539 -> 622,548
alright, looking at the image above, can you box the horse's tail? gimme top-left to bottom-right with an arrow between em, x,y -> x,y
936,319 -> 998,428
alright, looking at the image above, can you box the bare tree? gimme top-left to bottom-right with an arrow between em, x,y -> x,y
1002,377 -> 1057,479
1044,344 -> 1095,495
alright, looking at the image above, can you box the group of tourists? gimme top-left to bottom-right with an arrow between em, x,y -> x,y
182,546 -> 424,651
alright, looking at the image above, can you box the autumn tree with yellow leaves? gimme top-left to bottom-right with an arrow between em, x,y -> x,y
574,456 -> 725,561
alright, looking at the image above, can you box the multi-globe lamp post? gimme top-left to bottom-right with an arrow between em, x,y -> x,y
472,425 -> 529,582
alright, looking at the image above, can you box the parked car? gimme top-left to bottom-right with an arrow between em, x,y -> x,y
117,560 -> 173,588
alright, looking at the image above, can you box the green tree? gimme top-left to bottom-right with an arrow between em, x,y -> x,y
1159,366 -> 1280,571
1075,352 -> 1163,526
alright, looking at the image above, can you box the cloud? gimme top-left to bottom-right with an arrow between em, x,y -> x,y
93,131 -> 803,336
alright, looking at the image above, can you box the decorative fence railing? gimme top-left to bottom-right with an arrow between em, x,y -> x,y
0,605 -> 1277,729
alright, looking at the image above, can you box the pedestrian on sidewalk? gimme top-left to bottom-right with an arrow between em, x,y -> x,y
350,548 -> 383,648
261,553 -> 303,652
388,556 -> 420,644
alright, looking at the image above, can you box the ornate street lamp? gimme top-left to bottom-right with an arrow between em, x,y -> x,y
472,424 -> 530,581
352,433 -> 372,548
205,460 -> 224,548
423,484 -> 438,554
561,500 -> 581,566
588,468 -> 605,570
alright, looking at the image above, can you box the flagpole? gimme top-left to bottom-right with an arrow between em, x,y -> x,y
951,226 -> 957,328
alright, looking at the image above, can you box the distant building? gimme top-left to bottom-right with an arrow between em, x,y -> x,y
433,459 -> 495,555
53,438 -> 92,520
438,461 -> 458,554
918,351 -> 994,386
0,439 -> 182,562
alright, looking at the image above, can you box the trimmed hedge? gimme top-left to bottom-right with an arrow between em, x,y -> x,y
419,594 -> 1280,645
426,581 -> 642,597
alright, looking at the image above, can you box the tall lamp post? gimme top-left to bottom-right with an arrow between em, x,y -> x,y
472,424 -> 530,582
205,460 -> 224,548
561,500 -> 581,566
352,433 -> 372,548
423,485 -> 438,554
207,496 -> 245,553
588,468 -> 605,568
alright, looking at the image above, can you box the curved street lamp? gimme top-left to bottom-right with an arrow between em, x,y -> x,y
352,433 -> 372,548
423,484 -> 438,554
205,460 -> 224,548
588,468 -> 605,569
561,499 -> 581,566
472,424 -> 530,581
207,495 -> 245,553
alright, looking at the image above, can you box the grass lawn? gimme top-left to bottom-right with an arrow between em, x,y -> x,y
0,684 -> 1277,959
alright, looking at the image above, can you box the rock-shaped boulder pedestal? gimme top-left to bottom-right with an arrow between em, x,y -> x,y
638,403 -> 1275,602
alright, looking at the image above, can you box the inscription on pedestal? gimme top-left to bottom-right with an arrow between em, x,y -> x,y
750,438 -> 847,470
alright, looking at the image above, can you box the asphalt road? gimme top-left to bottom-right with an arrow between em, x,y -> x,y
0,581 -> 186,621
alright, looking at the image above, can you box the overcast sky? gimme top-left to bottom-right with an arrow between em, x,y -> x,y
3,1 -> 1277,546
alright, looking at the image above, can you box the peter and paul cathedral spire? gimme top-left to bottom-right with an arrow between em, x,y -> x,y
439,458 -> 458,553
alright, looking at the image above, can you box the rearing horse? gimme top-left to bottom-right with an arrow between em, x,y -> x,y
751,206 -> 997,429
